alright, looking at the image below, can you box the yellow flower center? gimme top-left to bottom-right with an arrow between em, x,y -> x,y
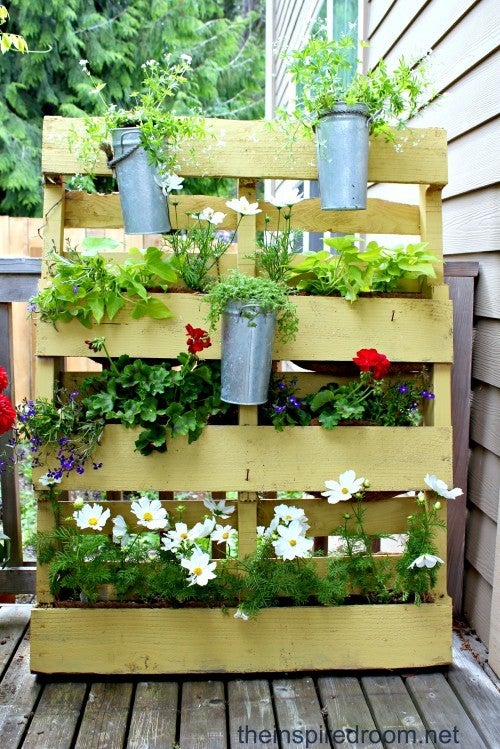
341,487 -> 349,494
180,533 -> 188,539
88,517 -> 98,526
289,539 -> 297,546
222,532 -> 229,539
193,567 -> 203,576
143,512 -> 153,521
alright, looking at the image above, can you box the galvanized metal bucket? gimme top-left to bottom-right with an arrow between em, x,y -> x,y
110,127 -> 171,235
315,103 -> 370,211
220,301 -> 277,405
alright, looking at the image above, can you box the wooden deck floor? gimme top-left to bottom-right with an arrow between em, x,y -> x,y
0,606 -> 499,749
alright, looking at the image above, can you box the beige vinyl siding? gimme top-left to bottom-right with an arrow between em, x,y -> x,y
364,0 -> 500,668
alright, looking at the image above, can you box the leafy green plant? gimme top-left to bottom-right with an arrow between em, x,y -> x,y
204,270 -> 298,344
287,236 -> 436,301
29,237 -> 177,328
284,30 -> 432,137
82,329 -> 230,455
253,188 -> 303,283
70,54 -> 207,185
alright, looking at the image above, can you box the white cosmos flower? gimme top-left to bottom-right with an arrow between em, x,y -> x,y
161,522 -> 191,552
162,173 -> 184,193
38,473 -> 62,486
195,207 -> 226,225
408,553 -> 444,569
112,515 -> 130,546
181,548 -> 217,586
424,474 -> 463,500
203,498 -> 235,519
131,497 -> 168,530
226,196 -> 261,215
268,186 -> 303,208
234,607 -> 250,621
273,520 -> 314,560
74,503 -> 110,531
190,516 -> 216,540
273,504 -> 309,530
211,524 -> 237,547
322,470 -> 366,504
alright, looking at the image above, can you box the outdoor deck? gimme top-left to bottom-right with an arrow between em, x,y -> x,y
0,606 -> 498,749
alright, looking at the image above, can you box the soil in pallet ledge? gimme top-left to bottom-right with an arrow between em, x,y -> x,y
51,593 -> 437,609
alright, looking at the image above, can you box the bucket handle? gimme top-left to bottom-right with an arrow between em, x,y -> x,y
107,131 -> 142,169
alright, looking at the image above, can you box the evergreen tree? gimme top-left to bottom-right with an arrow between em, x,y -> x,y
0,0 -> 265,216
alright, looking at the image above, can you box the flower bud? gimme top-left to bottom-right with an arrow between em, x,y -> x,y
343,513 -> 351,520
363,479 -> 371,488
434,501 -> 442,510
73,499 -> 84,511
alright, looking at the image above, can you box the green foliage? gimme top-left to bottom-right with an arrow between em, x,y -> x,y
0,0 -> 265,215
0,5 -> 28,54
204,270 -> 299,344
82,352 -> 230,455
284,30 -> 432,136
287,237 -> 437,302
167,204 -> 235,292
262,369 -> 432,430
395,495 -> 446,604
254,204 -> 301,283
30,237 -> 177,328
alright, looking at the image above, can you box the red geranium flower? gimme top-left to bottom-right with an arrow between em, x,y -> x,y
0,366 -> 8,392
185,324 -> 211,355
353,348 -> 391,380
0,393 -> 16,434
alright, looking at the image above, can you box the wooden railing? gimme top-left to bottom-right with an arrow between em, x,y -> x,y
0,255 -> 478,613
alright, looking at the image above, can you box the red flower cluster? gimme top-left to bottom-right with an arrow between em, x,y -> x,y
185,324 -> 211,355
0,366 -> 15,435
353,348 -> 391,380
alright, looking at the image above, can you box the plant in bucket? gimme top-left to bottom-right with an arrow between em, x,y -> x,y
204,271 -> 298,406
71,54 -> 205,234
283,30 -> 431,210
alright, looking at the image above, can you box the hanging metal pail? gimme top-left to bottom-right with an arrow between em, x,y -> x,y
221,301 -> 278,405
315,103 -> 370,211
110,127 -> 171,235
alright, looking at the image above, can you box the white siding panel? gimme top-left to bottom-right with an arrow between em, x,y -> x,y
473,319 -> 500,389
413,53 -> 500,140
382,0 -> 494,80
468,446 -> 500,523
470,384 -> 500,457
366,0 -> 397,38
463,563 -> 492,647
367,0 -> 428,60
443,120 -> 500,199
442,190 -> 500,256
466,506 -> 498,586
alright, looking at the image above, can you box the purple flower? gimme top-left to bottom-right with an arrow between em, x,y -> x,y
76,465 -> 85,475
273,405 -> 286,414
421,390 -> 435,400
288,396 -> 302,408
397,384 -> 408,394
59,437 -> 69,446
27,303 -> 37,313
72,285 -> 79,294
69,391 -> 79,401
93,462 -> 103,470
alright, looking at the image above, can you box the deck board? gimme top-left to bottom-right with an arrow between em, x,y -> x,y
0,605 -> 499,749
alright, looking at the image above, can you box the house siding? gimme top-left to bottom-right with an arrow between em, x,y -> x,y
364,0 -> 500,667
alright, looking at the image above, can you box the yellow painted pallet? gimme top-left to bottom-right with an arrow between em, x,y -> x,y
31,117 -> 452,673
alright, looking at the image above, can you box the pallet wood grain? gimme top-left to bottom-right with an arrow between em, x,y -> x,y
0,635 -> 41,748
273,678 -> 328,748
179,681 -> 226,749
0,604 -> 30,675
73,682 -> 133,749
127,682 -> 178,749
317,675 -> 379,749
227,680 -> 278,749
406,672 -> 489,749
21,682 -> 87,749
361,675 -> 429,749
447,637 -> 500,748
